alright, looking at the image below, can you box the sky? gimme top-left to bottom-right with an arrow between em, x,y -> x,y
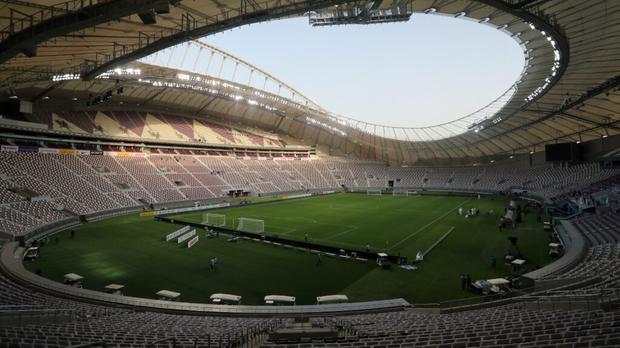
202,14 -> 524,128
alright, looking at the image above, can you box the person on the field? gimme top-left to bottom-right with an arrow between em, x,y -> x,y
490,255 -> 497,268
316,253 -> 322,266
460,274 -> 466,290
70,230 -> 75,239
304,232 -> 308,242
210,258 -> 215,271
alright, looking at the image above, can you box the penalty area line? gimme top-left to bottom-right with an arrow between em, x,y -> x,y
324,225 -> 359,241
387,198 -> 472,251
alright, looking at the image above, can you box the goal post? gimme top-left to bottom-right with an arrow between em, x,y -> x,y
236,217 -> 264,233
366,189 -> 382,196
393,189 -> 419,197
203,213 -> 226,227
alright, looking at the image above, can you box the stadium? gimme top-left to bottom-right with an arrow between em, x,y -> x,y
0,0 -> 619,346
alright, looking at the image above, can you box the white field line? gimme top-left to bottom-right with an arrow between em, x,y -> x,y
279,228 -> 298,235
388,198 -> 472,251
324,226 -> 359,241
232,212 -> 359,243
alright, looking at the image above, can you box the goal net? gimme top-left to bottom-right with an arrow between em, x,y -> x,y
393,189 -> 419,197
236,217 -> 264,233
203,213 -> 226,227
366,189 -> 382,196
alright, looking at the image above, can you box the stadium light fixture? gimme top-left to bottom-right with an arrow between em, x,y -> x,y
602,127 -> 609,138
8,95 -> 18,99
52,73 -> 80,82
454,12 -> 466,18
423,8 -> 436,14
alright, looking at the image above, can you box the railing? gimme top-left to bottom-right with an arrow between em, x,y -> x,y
0,307 -> 76,327
231,319 -> 282,348
1,0 -> 109,41
68,342 -> 108,348
325,316 -> 359,339
522,290 -> 620,311
148,337 -> 176,347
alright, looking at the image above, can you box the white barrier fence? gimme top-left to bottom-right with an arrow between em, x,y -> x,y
165,226 -> 190,242
285,193 -> 312,199
177,230 -> 196,244
187,236 -> 199,249
155,203 -> 230,216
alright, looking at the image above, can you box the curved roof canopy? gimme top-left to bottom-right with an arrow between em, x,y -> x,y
1,0 -> 619,164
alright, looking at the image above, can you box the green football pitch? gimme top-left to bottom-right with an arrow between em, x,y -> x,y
27,193 -> 553,305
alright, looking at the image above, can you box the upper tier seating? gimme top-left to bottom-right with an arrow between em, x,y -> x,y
44,110 -> 287,148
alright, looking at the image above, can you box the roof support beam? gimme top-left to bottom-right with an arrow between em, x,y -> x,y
81,0 -> 354,80
467,74 -> 620,148
0,0 -> 171,65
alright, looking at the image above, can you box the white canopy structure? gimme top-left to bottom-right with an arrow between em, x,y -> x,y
264,295 -> 296,305
316,294 -> 349,305
210,293 -> 242,305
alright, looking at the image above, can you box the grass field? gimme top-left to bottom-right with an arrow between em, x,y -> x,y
27,193 -> 553,305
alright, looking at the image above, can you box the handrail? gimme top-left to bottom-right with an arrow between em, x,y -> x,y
148,337 -> 176,347
2,240 -> 410,316
68,342 -> 108,348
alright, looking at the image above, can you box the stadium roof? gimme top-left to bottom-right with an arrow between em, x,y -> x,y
1,0 -> 619,164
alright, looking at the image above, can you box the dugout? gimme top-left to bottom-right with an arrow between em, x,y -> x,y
264,295 -> 296,306
210,293 -> 242,305
316,295 -> 348,305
